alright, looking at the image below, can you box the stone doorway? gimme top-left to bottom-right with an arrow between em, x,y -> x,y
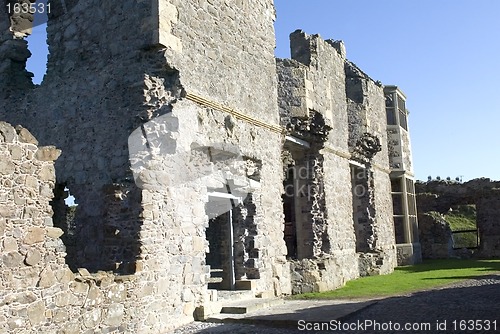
205,191 -> 261,291
205,192 -> 241,291
283,165 -> 298,259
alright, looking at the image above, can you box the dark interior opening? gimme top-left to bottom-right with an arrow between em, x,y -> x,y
283,166 -> 297,259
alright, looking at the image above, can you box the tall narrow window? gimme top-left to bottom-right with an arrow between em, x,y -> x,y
283,166 -> 297,259
25,0 -> 50,84
351,165 -> 373,252
26,25 -> 48,84
397,95 -> 408,130
406,178 -> 418,241
391,177 -> 406,244
385,93 -> 397,125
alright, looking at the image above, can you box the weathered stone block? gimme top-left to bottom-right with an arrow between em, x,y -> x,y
0,206 -> 15,218
46,227 -> 64,239
54,291 -> 73,307
0,122 -> 16,143
15,125 -> 38,145
107,284 -> 126,302
53,309 -> 69,323
61,322 -> 80,334
25,248 -> 42,266
2,251 -> 24,267
27,300 -> 46,325
9,145 -> 23,160
0,159 -> 15,175
103,304 -> 124,326
23,206 -> 39,219
24,227 -> 45,245
38,165 -> 55,181
56,268 -> 75,284
3,236 -> 18,252
35,146 -> 61,161
83,309 -> 102,329
84,285 -> 104,307
1,291 -> 37,306
7,318 -> 26,330
192,236 -> 206,252
38,268 -> 57,288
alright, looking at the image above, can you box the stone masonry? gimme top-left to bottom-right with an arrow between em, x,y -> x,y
0,122 -> 133,333
416,179 -> 500,258
1,1 -> 289,331
277,31 -> 397,293
1,1 -> 418,332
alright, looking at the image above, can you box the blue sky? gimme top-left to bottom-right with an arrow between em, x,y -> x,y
27,1 -> 500,181
274,0 -> 500,181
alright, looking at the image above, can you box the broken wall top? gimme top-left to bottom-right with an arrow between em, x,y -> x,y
1,0 -> 280,125
279,30 -> 349,151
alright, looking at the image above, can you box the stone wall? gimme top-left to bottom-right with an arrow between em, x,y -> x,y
0,0 -> 418,330
476,189 -> 500,257
277,31 -> 397,293
418,212 -> 454,259
345,61 -> 396,275
278,31 -> 359,292
0,122 -> 134,333
0,0 -> 34,92
1,0 -> 290,331
416,179 -> 500,259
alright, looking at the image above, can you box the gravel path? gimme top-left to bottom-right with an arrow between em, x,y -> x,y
170,275 -> 500,333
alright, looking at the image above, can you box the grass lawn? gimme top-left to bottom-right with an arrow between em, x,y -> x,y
445,205 -> 478,248
445,204 -> 477,230
292,259 -> 500,300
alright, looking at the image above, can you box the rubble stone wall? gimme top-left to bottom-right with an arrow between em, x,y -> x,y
1,0 -> 290,331
165,0 -> 278,122
0,0 -> 34,92
0,0 -> 418,330
282,32 -> 360,291
277,31 -> 397,292
418,212 -> 454,259
345,61 -> 396,274
416,179 -> 500,259
475,190 -> 500,258
0,122 -> 141,333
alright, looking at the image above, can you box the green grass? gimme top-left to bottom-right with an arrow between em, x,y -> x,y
445,205 -> 477,231
444,205 -> 478,248
292,259 -> 500,300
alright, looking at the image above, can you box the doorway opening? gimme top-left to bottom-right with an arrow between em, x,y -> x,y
205,190 -> 260,291
205,192 -> 241,291
283,165 -> 297,259
50,183 -> 79,270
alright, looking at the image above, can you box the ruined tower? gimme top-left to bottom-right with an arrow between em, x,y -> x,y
384,85 -> 422,265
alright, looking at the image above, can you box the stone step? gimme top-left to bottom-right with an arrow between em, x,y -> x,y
208,298 -> 285,318
207,276 -> 223,284
195,291 -> 280,321
208,279 -> 259,291
234,279 -> 256,290
216,289 -> 255,302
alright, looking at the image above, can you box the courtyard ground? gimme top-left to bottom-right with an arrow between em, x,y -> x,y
171,274 -> 500,333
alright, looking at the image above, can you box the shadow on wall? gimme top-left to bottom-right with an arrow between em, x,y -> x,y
50,180 -> 144,274
46,110 -> 261,274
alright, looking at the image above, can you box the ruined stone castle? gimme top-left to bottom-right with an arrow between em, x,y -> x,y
417,179 -> 500,259
1,1 -> 420,332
